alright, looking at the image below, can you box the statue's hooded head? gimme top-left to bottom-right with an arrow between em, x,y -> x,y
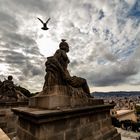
59,39 -> 69,52
8,75 -> 13,81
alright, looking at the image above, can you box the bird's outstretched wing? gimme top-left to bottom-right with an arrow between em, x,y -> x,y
37,17 -> 44,24
46,18 -> 51,24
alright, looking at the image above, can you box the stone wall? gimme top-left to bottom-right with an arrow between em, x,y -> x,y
0,101 -> 28,139
12,104 -> 121,140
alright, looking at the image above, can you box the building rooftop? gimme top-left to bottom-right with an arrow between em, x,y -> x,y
117,109 -> 134,116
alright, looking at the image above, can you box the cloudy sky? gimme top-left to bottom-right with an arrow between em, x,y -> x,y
0,0 -> 140,93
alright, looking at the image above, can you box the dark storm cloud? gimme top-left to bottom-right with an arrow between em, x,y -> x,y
13,0 -> 48,13
0,30 -> 42,68
0,11 -> 19,32
31,67 -> 43,76
3,32 -> 36,46
87,46 -> 117,63
93,62 -> 138,86
26,46 -> 41,55
0,31 -> 42,58
0,0 -> 48,91
3,50 -> 26,64
69,60 -> 79,68
72,57 -> 139,87
21,60 -> 44,77
0,0 -> 140,92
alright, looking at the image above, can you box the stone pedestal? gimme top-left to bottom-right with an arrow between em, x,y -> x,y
29,85 -> 104,109
29,94 -> 104,109
29,95 -> 71,109
12,104 -> 121,140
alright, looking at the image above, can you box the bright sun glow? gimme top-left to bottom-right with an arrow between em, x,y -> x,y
37,32 -> 58,57
0,64 -> 9,75
19,17 -> 59,57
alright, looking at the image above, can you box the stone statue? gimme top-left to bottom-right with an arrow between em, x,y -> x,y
0,76 -> 30,101
29,39 -> 104,109
0,75 -> 18,100
43,39 -> 91,97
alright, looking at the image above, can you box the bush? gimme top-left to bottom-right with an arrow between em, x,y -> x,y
111,117 -> 121,127
136,105 -> 140,115
15,86 -> 31,97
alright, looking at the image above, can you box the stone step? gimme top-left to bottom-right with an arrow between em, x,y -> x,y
0,128 -> 10,140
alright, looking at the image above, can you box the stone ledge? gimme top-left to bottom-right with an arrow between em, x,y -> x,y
12,104 -> 115,124
0,101 -> 28,108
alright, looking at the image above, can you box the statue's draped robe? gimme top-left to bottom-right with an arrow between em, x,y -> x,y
43,49 -> 90,95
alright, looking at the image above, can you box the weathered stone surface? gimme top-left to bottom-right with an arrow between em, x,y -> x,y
94,121 -> 101,132
112,133 -> 121,140
29,94 -> 71,109
101,118 -> 112,128
93,131 -> 103,140
47,132 -> 64,140
29,92 -> 103,109
54,119 -> 67,132
80,116 -> 90,126
70,118 -> 80,128
12,104 -> 121,140
78,124 -> 94,139
0,122 -> 7,128
17,126 -> 38,140
0,101 -> 28,140
65,128 -> 77,140
0,101 -> 28,108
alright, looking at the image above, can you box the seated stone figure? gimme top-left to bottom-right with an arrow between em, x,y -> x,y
43,39 -> 91,97
0,75 -> 18,100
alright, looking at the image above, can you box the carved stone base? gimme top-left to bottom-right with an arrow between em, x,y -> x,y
29,95 -> 71,109
71,97 -> 104,107
29,85 -> 104,109
29,95 -> 103,109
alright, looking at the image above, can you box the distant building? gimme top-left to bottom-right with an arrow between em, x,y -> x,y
111,109 -> 137,122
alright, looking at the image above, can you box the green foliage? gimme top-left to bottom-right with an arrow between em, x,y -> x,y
15,86 -> 32,97
111,117 -> 121,127
136,105 -> 140,114
111,117 -> 140,132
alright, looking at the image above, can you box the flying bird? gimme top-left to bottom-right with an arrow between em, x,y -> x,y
37,17 -> 51,30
